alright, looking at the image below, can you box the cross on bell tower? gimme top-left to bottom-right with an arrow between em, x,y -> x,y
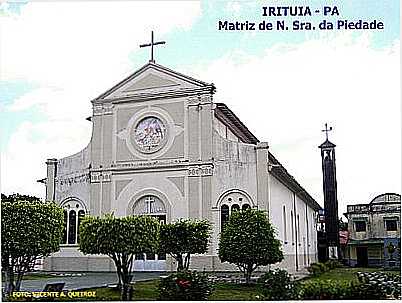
139,31 -> 166,63
322,123 -> 333,141
318,123 -> 339,261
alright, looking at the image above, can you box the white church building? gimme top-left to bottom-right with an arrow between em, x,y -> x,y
41,59 -> 321,273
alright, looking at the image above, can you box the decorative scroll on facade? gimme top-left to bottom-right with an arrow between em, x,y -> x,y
90,171 -> 111,183
187,94 -> 212,104
188,165 -> 213,177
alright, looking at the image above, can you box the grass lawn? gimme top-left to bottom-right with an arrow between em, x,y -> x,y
5,267 -> 400,301
75,280 -> 260,301
301,267 -> 401,283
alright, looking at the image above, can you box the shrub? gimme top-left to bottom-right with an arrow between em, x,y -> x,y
317,262 -> 329,272
307,263 -> 322,277
306,262 -> 329,277
299,280 -> 352,300
258,269 -> 300,300
324,259 -> 342,270
157,271 -> 213,300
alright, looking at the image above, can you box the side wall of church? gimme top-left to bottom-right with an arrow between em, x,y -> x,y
210,129 -> 258,256
269,174 -> 318,272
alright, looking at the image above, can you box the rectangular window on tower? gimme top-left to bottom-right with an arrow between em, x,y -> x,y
354,221 -> 366,232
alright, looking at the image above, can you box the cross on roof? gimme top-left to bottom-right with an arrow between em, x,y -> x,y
139,31 -> 166,63
321,123 -> 333,141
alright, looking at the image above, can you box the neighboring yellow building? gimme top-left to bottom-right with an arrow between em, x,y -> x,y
344,193 -> 401,268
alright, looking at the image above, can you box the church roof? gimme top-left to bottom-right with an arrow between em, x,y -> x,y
214,103 -> 259,145
319,139 -> 336,149
268,152 -> 322,211
93,61 -> 214,101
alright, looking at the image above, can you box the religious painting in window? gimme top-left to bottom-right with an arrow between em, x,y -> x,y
385,219 -> 398,231
133,195 -> 167,261
61,199 -> 87,245
355,221 -> 366,232
134,116 -> 167,153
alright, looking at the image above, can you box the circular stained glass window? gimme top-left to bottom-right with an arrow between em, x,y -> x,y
134,116 -> 167,152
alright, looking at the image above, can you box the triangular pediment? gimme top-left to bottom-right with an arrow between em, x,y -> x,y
95,62 -> 212,101
124,74 -> 179,92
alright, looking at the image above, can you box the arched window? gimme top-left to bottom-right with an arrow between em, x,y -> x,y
61,198 -> 87,245
218,190 -> 253,231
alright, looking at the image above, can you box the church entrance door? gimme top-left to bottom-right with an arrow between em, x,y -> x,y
133,195 -> 167,271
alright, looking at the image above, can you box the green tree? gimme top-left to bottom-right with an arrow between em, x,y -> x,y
1,200 -> 64,297
79,214 -> 160,301
159,219 -> 212,271
218,209 -> 283,284
1,193 -> 41,203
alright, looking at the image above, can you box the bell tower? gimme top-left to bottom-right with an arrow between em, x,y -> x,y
319,123 -> 339,259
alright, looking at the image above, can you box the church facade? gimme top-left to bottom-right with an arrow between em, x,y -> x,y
42,61 -> 321,273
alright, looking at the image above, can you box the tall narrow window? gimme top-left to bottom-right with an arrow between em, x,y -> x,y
62,210 -> 68,244
242,204 -> 250,211
231,204 -> 240,212
297,214 -> 301,242
77,210 -> 85,243
291,210 -> 295,244
221,205 -> 230,231
283,205 -> 287,243
68,210 -> 76,244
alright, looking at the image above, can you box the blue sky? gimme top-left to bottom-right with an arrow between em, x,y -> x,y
0,0 -> 400,215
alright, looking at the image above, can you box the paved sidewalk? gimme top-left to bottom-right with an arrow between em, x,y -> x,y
16,272 -> 164,292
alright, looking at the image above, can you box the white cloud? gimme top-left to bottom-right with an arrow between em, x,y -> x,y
1,1 -> 201,91
1,1 -> 201,198
189,32 -> 400,214
1,1 -> 400,218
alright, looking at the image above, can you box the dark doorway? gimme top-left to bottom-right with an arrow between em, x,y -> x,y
356,246 -> 368,267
